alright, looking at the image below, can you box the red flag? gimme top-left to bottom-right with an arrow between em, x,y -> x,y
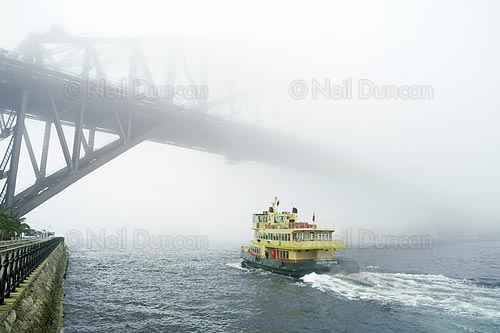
312,212 -> 316,222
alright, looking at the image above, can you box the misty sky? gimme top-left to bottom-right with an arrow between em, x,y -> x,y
1,0 -> 499,242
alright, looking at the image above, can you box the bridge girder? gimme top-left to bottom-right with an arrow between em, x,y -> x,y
0,32 -> 337,216
0,54 -> 162,214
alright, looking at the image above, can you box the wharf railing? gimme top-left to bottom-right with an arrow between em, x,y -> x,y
0,237 -> 64,305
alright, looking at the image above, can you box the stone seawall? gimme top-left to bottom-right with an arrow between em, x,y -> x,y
0,243 -> 68,333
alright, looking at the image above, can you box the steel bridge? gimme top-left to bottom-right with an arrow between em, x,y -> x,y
0,31 -> 334,216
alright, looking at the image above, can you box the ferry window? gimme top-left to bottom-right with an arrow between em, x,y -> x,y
300,232 -> 304,241
310,232 -> 314,240
318,233 -> 322,240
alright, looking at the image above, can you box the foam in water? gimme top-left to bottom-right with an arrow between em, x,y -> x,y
301,272 -> 500,320
225,262 -> 248,271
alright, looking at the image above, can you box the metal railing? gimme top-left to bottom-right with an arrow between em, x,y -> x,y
0,237 -> 64,305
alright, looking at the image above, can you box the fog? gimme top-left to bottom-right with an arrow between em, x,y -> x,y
1,0 -> 499,243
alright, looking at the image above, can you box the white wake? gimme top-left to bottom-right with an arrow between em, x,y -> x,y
225,262 -> 248,271
301,272 -> 500,320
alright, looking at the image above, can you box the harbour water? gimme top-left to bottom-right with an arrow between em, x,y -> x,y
62,240 -> 500,332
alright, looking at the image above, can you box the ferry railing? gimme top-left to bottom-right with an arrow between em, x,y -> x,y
0,237 -> 64,305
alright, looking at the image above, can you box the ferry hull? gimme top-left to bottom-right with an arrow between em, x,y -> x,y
240,250 -> 359,278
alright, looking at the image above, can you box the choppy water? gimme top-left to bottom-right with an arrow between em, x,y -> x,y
62,240 -> 500,332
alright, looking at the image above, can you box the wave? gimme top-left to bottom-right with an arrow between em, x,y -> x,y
467,277 -> 500,289
301,272 -> 500,320
225,262 -> 248,271
364,265 -> 383,272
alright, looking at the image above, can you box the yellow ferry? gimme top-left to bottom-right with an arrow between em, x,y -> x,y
240,197 -> 359,277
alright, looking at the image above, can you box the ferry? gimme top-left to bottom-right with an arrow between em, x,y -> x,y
240,197 -> 359,278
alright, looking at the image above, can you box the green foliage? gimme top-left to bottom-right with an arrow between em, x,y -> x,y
0,207 -> 30,240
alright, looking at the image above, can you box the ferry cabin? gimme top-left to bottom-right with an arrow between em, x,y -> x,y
247,207 -> 344,262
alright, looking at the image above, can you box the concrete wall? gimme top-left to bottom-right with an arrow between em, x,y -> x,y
0,243 -> 68,333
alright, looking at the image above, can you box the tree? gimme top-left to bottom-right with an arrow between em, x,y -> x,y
0,207 -> 30,240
